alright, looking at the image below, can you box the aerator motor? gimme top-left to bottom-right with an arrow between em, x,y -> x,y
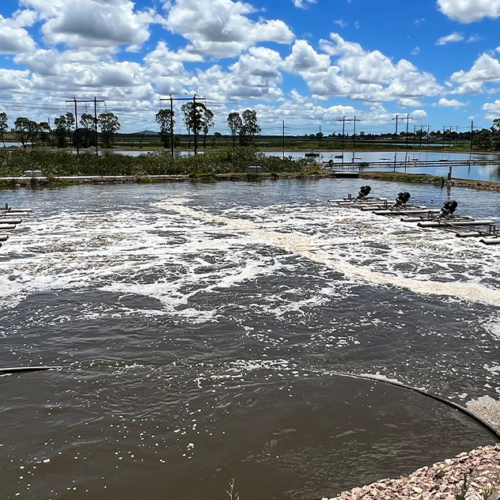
393,192 -> 411,208
357,186 -> 372,200
440,200 -> 458,218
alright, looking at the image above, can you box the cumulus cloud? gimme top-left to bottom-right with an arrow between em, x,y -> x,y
292,0 -> 316,8
437,0 -> 500,23
483,100 -> 500,119
399,98 -> 422,108
450,53 -> 500,94
297,34 -> 444,101
436,32 -> 464,45
434,98 -> 468,107
0,11 -> 37,54
163,0 -> 294,58
39,0 -> 156,47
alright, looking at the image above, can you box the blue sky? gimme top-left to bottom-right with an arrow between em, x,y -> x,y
1,0 -> 500,135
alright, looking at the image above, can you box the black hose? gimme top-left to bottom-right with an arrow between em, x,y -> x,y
0,366 -> 58,374
330,371 -> 500,441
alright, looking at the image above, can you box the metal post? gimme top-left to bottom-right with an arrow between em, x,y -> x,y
170,95 -> 174,157
94,97 -> 98,157
193,94 -> 197,155
74,97 -> 79,155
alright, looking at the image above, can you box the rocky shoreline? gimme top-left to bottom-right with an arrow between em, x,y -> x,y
327,444 -> 500,500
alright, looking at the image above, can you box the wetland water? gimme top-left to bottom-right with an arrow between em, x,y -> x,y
1,179 -> 500,499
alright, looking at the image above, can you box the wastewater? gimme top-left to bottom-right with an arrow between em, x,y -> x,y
0,178 -> 499,499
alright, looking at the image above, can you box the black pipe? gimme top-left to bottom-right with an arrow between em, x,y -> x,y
0,366 -> 59,374
330,371 -> 500,441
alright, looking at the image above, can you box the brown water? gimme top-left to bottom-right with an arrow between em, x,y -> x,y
1,179 -> 499,500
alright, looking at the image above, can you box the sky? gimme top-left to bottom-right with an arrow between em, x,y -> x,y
1,0 -> 500,136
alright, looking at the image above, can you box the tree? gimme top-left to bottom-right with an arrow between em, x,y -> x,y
80,113 -> 97,148
472,129 -> 492,151
0,112 -> 8,147
212,131 -> 222,148
14,117 -> 37,149
156,109 -> 175,148
54,115 -> 68,148
38,122 -> 51,147
98,112 -> 120,148
240,109 -> 261,145
202,108 -> 214,148
227,112 -> 242,146
180,102 -> 213,153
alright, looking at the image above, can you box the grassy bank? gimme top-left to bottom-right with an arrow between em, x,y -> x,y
0,148 -> 313,178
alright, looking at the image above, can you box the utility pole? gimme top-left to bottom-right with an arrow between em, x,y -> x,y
404,114 -> 414,166
283,120 -> 285,158
337,116 -> 346,163
470,121 -> 474,152
392,115 -> 399,165
66,97 -> 104,156
341,117 -> 361,162
443,125 -> 459,147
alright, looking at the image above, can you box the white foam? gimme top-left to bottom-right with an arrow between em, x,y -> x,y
155,200 -> 500,308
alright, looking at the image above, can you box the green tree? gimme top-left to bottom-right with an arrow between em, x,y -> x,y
472,129 -> 492,151
80,113 -> 97,148
38,122 -> 51,147
98,112 -> 121,148
180,102 -> 213,152
227,112 -> 242,146
14,117 -> 37,149
202,108 -> 214,148
0,112 -> 8,147
54,115 -> 68,148
240,109 -> 261,145
156,109 -> 175,148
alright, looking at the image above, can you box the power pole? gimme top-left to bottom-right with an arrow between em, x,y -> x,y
337,116 -> 346,163
470,120 -> 474,152
283,120 -> 285,158
392,115 -> 399,165
66,97 -> 104,156
404,114 -> 414,166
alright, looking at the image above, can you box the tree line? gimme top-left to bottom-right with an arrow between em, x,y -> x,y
0,104 -> 262,151
155,103 -> 261,149
0,111 -> 121,150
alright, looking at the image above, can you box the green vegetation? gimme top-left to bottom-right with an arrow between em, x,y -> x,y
0,147 -> 313,178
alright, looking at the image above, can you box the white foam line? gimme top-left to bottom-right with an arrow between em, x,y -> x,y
156,201 -> 500,308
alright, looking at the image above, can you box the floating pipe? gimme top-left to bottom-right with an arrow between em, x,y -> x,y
0,235 -> 9,242
374,209 -> 440,216
329,372 -> 500,441
455,232 -> 485,238
0,366 -> 58,374
480,238 -> 500,245
0,225 -> 17,230
0,219 -> 22,224
1,209 -> 32,213
418,219 -> 494,228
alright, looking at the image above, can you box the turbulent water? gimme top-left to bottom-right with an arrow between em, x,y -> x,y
1,179 -> 499,500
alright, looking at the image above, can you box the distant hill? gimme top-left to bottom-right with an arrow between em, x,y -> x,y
131,130 -> 158,136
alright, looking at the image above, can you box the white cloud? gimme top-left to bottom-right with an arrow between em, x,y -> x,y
399,98 -> 422,108
334,20 -> 347,28
450,53 -> 500,94
292,0 -> 316,8
436,32 -> 464,45
164,0 -> 294,58
305,34 -> 443,101
437,0 -> 500,23
40,0 -> 155,47
483,100 -> 500,119
434,98 -> 468,107
411,47 -> 420,56
0,11 -> 37,54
